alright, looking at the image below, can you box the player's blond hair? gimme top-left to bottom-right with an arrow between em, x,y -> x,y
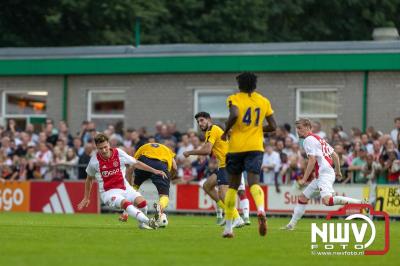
295,118 -> 312,129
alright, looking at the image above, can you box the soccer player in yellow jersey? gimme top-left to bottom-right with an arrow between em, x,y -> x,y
120,142 -> 177,227
221,72 -> 277,238
183,112 -> 245,228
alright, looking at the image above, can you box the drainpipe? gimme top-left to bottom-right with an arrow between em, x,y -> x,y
63,75 -> 68,121
362,71 -> 369,132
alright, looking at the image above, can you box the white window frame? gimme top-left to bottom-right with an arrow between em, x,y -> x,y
87,90 -> 125,122
1,90 -> 48,125
193,88 -> 233,129
295,88 -> 338,120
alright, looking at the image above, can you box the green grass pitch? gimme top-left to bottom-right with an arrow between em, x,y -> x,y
0,212 -> 397,266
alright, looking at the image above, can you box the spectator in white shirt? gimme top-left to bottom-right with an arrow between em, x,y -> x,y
261,145 -> 281,185
390,117 -> 400,146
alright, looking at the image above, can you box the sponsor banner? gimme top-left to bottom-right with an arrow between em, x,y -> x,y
365,185 -> 400,217
30,181 -> 99,214
0,181 -> 30,212
267,184 -> 365,214
174,183 -> 267,212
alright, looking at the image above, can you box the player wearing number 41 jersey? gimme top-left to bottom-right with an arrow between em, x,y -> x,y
222,72 -> 277,238
78,133 -> 167,230
281,119 -> 365,231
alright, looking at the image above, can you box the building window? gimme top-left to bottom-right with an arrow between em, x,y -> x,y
194,89 -> 232,129
296,88 -> 338,134
88,90 -> 125,131
2,91 -> 48,131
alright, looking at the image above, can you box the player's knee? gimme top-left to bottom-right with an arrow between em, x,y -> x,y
121,200 -> 133,210
135,198 -> 147,209
202,181 -> 213,192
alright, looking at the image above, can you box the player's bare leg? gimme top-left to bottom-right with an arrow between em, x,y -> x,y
247,172 -> 267,236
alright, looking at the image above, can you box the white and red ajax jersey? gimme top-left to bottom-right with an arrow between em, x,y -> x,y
86,148 -> 137,193
303,133 -> 334,177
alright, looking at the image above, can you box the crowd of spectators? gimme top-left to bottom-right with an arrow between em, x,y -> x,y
1,117 -> 399,187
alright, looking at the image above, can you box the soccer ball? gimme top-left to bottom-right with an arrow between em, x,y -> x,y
158,213 -> 168,227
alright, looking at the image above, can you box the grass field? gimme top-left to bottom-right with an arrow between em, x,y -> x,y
0,212 -> 397,266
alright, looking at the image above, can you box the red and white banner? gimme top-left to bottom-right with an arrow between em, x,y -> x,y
266,184 -> 365,214
30,181 -> 100,214
173,183 -> 267,213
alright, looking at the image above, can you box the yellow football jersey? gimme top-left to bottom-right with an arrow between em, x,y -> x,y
134,143 -> 176,171
205,125 -> 228,168
226,92 -> 274,153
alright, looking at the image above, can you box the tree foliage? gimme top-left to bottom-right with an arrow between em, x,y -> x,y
0,0 -> 399,47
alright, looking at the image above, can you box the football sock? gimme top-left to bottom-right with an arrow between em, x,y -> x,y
331,196 -> 361,205
250,184 -> 265,213
218,199 -> 240,219
224,188 -> 237,221
123,202 -> 149,224
289,201 -> 307,226
159,195 -> 169,211
239,198 -> 250,218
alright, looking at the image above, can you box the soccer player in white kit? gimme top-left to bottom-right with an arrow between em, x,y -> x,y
78,133 -> 167,229
282,119 -> 365,230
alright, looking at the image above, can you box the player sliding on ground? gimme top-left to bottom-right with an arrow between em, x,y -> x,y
78,133 -> 167,229
222,72 -> 277,238
281,118 -> 366,230
184,112 -> 248,227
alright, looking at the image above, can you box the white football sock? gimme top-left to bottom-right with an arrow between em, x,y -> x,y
240,198 -> 250,218
139,205 -> 148,215
125,205 -> 149,224
289,203 -> 307,226
224,219 -> 233,233
333,196 -> 361,205
216,205 -> 223,218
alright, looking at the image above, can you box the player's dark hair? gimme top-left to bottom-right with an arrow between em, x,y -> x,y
236,72 -> 257,93
195,112 -> 211,121
94,133 -> 109,145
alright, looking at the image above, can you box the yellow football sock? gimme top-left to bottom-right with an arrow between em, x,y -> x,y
159,195 -> 169,210
216,200 -> 225,209
250,184 -> 265,212
224,188 -> 237,220
217,199 -> 239,219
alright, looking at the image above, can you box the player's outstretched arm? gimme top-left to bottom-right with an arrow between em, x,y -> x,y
134,161 -> 168,179
263,114 -> 277,133
222,105 -> 239,140
77,176 -> 94,210
183,142 -> 212,157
